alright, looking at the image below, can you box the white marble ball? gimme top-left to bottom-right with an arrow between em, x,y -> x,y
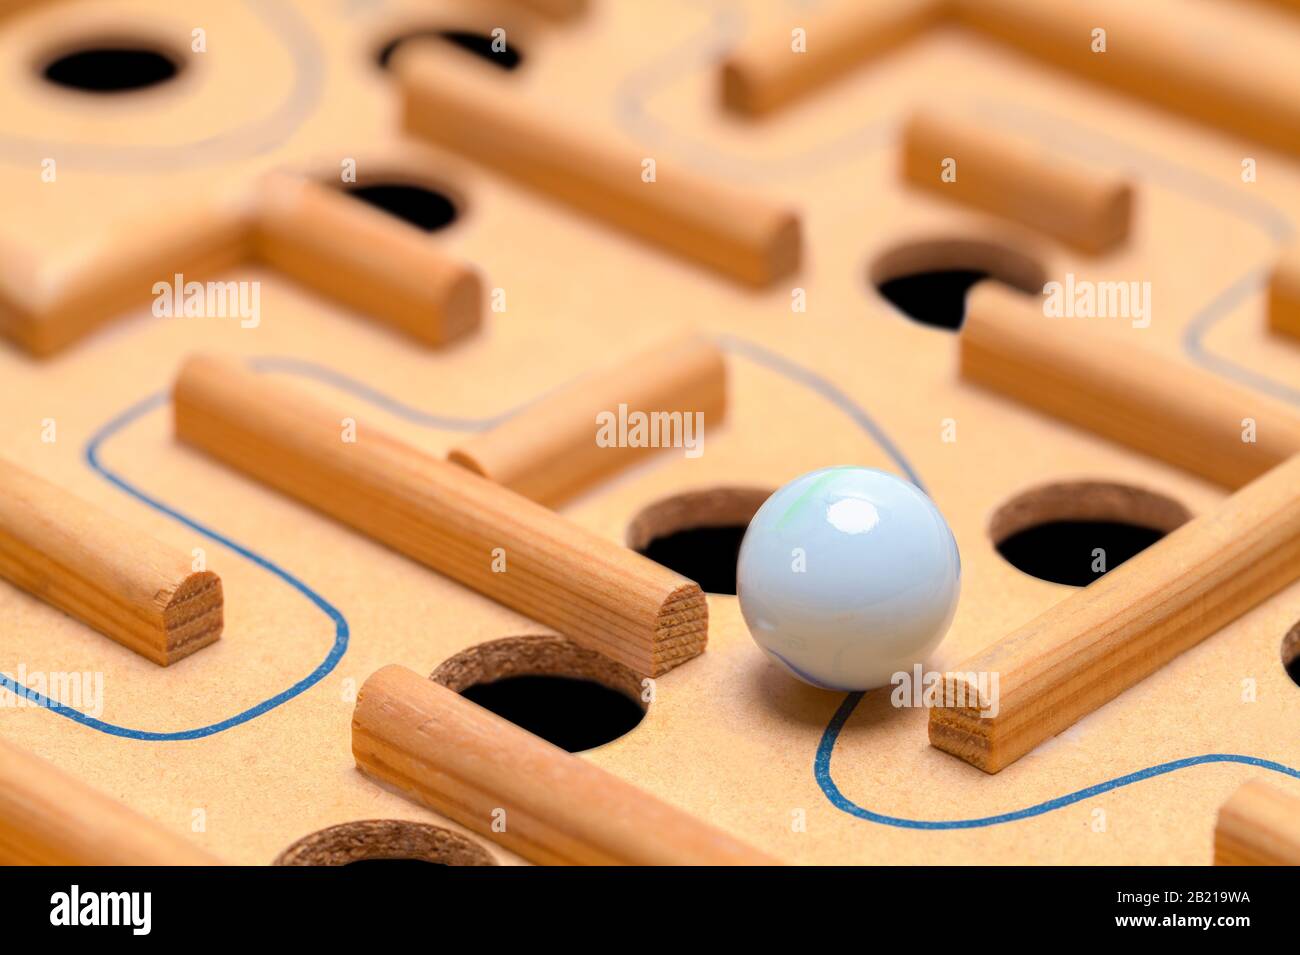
737,466 -> 961,691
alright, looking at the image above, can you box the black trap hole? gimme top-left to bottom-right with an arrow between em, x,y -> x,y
345,183 -> 458,232
876,269 -> 990,331
996,520 -> 1167,588
42,46 -> 179,93
378,29 -> 521,71
638,525 -> 747,596
461,675 -> 644,752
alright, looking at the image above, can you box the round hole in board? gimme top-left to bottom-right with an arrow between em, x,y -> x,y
274,820 -> 495,866
432,635 -> 647,752
870,237 -> 1045,330
989,480 -> 1193,588
344,182 -> 459,232
626,487 -> 775,596
42,45 -> 180,93
376,28 -> 522,71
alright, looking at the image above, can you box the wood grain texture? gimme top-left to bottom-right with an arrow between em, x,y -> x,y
961,283 -> 1300,489
930,452 -> 1300,773
448,332 -> 726,505
395,46 -> 801,286
0,738 -> 220,865
1268,244 -> 1300,341
902,110 -> 1132,253
1214,780 -> 1300,865
172,355 -> 707,677
0,457 -> 222,666
352,664 -> 778,865
721,0 -> 947,117
254,173 -> 481,347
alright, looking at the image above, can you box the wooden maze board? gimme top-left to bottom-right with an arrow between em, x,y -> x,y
3,0 -> 1300,866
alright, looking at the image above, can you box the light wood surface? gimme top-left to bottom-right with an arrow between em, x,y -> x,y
395,44 -> 801,286
0,737 -> 220,865
0,457 -> 222,666
352,664 -> 777,865
1214,780 -> 1300,865
962,283 -> 1300,489
721,0 -> 947,117
930,452 -> 1300,773
448,332 -> 727,505
172,355 -> 707,677
253,173 -> 481,348
902,110 -> 1133,253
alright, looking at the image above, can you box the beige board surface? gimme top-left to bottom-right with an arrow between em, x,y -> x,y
0,0 -> 1298,864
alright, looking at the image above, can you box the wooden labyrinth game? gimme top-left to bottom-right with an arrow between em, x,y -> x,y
2,0 -> 1300,888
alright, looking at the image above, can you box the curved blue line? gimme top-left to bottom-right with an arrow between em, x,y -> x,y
816,692 -> 1300,828
718,335 -> 925,492
16,390 -> 351,740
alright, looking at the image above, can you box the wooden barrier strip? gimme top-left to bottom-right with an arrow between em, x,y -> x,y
396,45 -> 801,286
0,174 -> 482,357
353,665 -> 778,865
930,452 -> 1300,773
0,457 -> 222,665
0,738 -> 221,864
1214,780 -> 1300,865
254,173 -> 481,347
448,332 -> 726,505
721,0 -> 947,117
902,110 -> 1133,253
1268,244 -> 1300,341
961,283 -> 1300,489
173,355 -> 708,676
953,0 -> 1300,157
